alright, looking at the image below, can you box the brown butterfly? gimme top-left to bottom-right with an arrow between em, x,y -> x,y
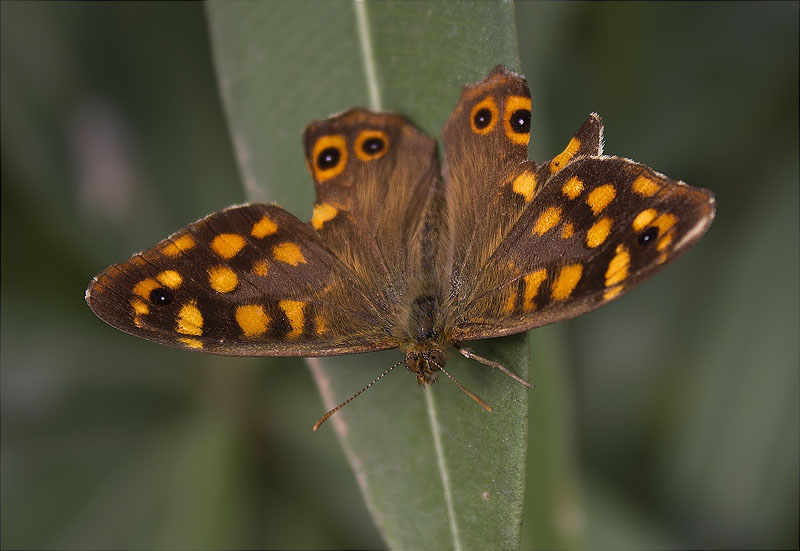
86,66 -> 715,429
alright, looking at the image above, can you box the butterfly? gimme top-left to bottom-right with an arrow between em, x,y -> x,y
86,66 -> 715,430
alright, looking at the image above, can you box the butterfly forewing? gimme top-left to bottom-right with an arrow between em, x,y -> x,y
441,67 -> 535,307
86,203 -> 399,356
450,156 -> 715,341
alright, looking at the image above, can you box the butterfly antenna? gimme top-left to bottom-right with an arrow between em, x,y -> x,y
312,359 -> 403,431
436,363 -> 493,413
456,345 -> 534,389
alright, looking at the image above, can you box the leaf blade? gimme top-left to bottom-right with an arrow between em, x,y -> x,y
207,2 -> 529,548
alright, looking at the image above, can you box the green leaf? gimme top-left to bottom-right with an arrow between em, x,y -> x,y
207,1 -> 529,548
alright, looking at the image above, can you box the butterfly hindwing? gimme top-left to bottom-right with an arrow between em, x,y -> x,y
86,203 -> 399,356
445,109 -> 606,307
537,112 -> 605,177
303,109 -> 439,306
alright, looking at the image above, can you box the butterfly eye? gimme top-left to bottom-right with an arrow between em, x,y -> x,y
428,349 -> 445,368
638,226 -> 659,246
469,97 -> 499,135
316,147 -> 341,170
404,352 -> 421,371
354,129 -> 390,161
149,287 -> 174,306
509,109 -> 531,134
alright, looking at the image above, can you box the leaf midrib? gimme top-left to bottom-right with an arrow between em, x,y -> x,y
354,0 -> 382,111
352,3 -> 462,548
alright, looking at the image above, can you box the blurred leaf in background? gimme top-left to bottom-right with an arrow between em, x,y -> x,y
1,1 -> 797,550
518,2 -> 799,549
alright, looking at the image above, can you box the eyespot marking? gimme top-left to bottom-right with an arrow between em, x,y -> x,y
311,202 -> 339,230
312,134 -> 347,182
638,212 -> 678,248
549,137 -> 580,173
586,217 -> 613,248
279,300 -> 305,338
533,206 -> 562,236
512,170 -> 536,202
161,235 -> 195,257
235,304 -> 270,337
633,208 -> 658,231
469,97 -> 499,134
638,226 -> 659,246
317,147 -> 340,168
552,263 -> 583,301
586,184 -> 616,215
273,242 -> 306,266
354,129 -> 389,161
133,278 -> 160,299
176,302 -> 203,336
208,265 -> 239,293
149,287 -> 174,306
633,175 -> 660,197
654,213 -> 678,234
523,269 -> 547,311
156,270 -> 182,289
251,215 -> 278,238
211,233 -> 246,260
503,95 -> 531,145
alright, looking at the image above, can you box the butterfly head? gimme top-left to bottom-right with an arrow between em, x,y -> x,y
404,347 -> 446,386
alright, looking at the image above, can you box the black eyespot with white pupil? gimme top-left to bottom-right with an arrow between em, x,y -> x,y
361,137 -> 385,156
473,107 -> 493,130
149,287 -> 174,306
316,147 -> 341,170
509,109 -> 531,134
638,226 -> 659,246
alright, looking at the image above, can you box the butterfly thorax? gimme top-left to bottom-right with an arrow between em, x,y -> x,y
398,287 -> 451,386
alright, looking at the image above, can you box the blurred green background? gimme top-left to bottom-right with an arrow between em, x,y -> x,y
2,2 -> 797,549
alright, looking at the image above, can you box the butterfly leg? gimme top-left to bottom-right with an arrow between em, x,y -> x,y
455,345 -> 534,389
